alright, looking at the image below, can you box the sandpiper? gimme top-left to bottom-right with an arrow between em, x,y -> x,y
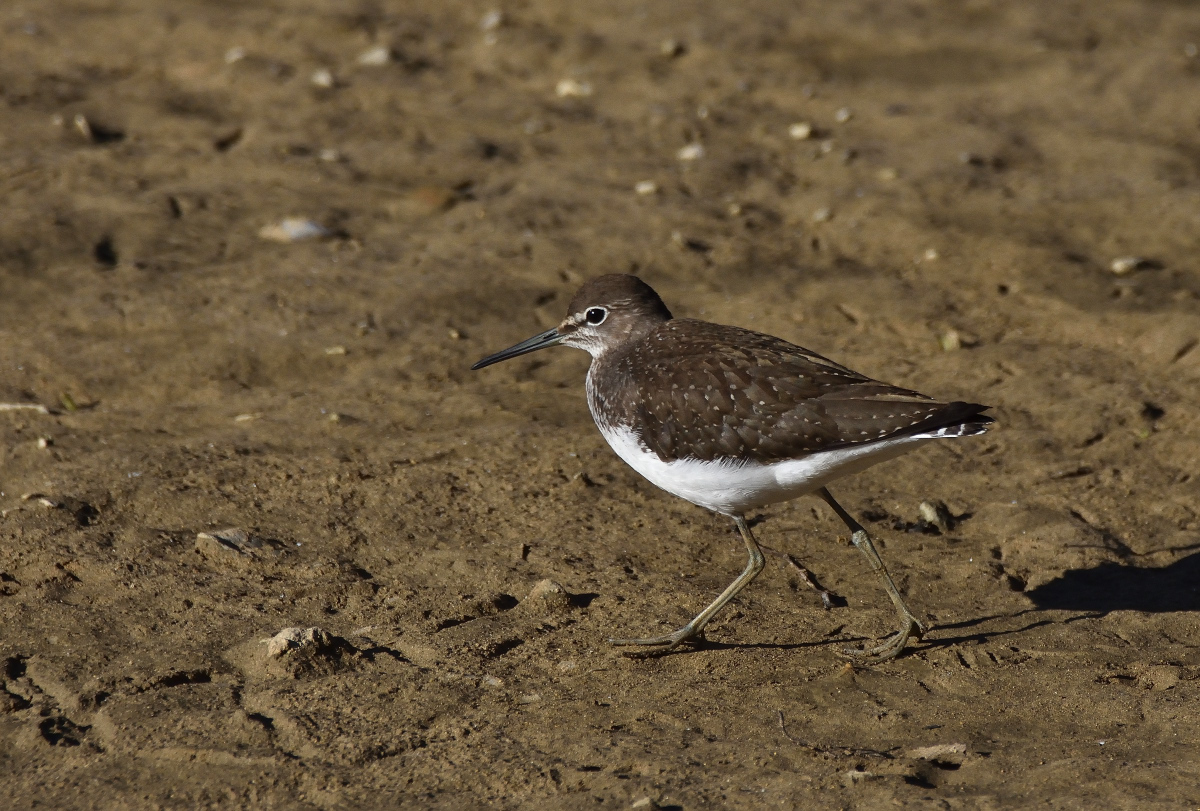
473,275 -> 993,662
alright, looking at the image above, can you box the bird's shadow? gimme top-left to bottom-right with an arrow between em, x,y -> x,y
718,553 -> 1200,656
616,549 -> 1200,660
918,552 -> 1200,653
1024,548 -> 1200,613
914,611 -> 1094,653
902,551 -> 1200,653
616,636 -> 832,659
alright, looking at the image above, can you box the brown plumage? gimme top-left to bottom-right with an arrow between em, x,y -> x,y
589,317 -> 992,463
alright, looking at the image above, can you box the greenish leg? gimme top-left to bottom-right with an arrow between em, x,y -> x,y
610,514 -> 765,653
818,487 -> 927,662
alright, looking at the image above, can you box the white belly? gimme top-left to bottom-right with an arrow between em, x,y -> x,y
597,422 -> 932,516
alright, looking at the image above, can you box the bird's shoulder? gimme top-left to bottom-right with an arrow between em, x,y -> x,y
625,319 -> 879,397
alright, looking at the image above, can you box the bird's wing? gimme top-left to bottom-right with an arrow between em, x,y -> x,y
627,320 -> 986,463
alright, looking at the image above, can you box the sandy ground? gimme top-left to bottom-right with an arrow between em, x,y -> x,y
2,0 -> 1200,807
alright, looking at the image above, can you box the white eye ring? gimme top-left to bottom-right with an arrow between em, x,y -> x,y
584,307 -> 607,325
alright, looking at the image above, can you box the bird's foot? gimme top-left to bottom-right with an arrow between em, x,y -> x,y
609,625 -> 706,656
841,614 -> 927,664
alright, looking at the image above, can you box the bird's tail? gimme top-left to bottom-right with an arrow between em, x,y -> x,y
912,413 -> 994,440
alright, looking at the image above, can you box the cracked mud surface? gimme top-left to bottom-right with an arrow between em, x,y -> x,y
2,1 -> 1199,807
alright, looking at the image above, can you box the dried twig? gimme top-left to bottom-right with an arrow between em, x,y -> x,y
759,543 -> 842,609
777,710 -> 802,745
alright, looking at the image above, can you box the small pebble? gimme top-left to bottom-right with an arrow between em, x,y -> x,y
233,413 -> 259,422
196,527 -> 264,560
524,578 -> 571,614
73,114 -> 92,140
526,579 -> 565,601
265,627 -> 306,657
788,122 -> 813,140
36,437 -> 51,449
480,10 -> 504,31
634,180 -> 658,195
319,148 -> 341,162
660,38 -> 685,57
406,185 -> 457,214
1137,664 -> 1182,692
877,167 -> 898,181
357,46 -> 391,66
197,527 -> 252,550
224,46 -> 247,64
834,106 -> 853,123
819,139 -> 835,154
555,78 -> 593,98
843,769 -> 878,785
482,675 -> 504,687
1110,256 -> 1145,275
811,207 -> 832,223
631,798 -> 659,809
72,115 -> 124,144
447,328 -> 462,340
923,248 -> 940,261
918,500 -> 953,533
516,692 -> 543,704
937,329 -> 979,351
311,68 -> 334,88
677,143 -> 704,161
258,218 -> 331,243
907,742 -> 968,763
264,626 -> 337,658
523,118 -> 550,135
324,345 -> 347,355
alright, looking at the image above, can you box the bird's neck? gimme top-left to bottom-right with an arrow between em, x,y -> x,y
585,345 -> 639,432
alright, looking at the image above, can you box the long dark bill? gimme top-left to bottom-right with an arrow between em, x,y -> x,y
471,328 -> 563,370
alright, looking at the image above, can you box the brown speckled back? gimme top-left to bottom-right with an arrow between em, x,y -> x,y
588,317 -> 990,463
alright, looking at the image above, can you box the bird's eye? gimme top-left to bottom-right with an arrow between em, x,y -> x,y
585,307 -> 607,325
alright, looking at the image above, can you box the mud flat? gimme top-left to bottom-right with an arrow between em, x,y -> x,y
1,1 -> 1199,807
